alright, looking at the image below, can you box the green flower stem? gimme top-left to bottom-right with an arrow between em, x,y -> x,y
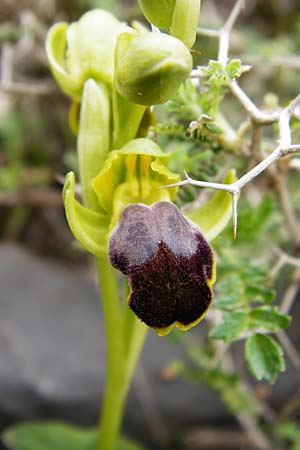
96,258 -> 147,450
96,257 -> 126,450
124,317 -> 148,385
112,88 -> 146,149
77,67 -> 149,450
122,292 -> 148,384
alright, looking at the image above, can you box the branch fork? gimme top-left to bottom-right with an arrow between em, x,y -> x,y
163,94 -> 300,238
173,0 -> 300,238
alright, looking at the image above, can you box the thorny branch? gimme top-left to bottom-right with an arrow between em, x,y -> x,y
0,34 -> 57,96
167,0 -> 300,239
168,5 -> 300,446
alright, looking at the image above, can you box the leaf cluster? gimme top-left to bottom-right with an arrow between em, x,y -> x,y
198,59 -> 250,116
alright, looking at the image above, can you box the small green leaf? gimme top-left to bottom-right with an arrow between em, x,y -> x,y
225,59 -> 251,79
209,310 -> 248,342
203,122 -> 223,134
200,59 -> 251,90
214,274 -> 245,309
276,421 -> 300,449
249,306 -> 291,331
186,169 -> 236,241
245,333 -> 285,383
63,172 -> 110,257
245,285 -> 275,304
3,422 -> 146,450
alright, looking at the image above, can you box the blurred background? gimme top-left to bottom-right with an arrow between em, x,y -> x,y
0,1 -> 300,449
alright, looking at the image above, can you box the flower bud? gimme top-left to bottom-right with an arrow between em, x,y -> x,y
115,32 -> 192,106
138,0 -> 201,48
46,9 -> 125,100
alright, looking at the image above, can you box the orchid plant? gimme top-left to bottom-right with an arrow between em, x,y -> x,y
45,3 -> 231,449
3,1 -> 299,450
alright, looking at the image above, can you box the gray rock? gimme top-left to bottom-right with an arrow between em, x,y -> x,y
0,244 -> 298,448
0,244 -> 227,447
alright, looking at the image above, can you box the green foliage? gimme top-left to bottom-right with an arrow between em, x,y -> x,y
228,196 -> 282,245
276,422 -> 300,450
202,368 -> 259,416
198,59 -> 250,116
200,59 -> 251,87
209,310 -> 248,342
214,256 -> 275,310
245,333 -> 285,383
166,79 -> 202,121
209,244 -> 289,382
249,306 -> 291,331
3,422 -> 146,450
168,339 -> 260,417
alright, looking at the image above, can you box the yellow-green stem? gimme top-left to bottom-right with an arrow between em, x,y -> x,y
96,258 -> 147,450
96,257 -> 126,450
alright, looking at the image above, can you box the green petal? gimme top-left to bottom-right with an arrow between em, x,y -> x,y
121,137 -> 169,157
45,22 -> 81,100
78,79 -> 111,210
170,0 -> 201,48
63,172 -> 110,256
186,169 -> 236,241
92,138 -> 180,214
151,158 -> 179,200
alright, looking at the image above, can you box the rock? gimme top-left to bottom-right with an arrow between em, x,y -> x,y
0,244 -> 298,449
0,244 -> 226,448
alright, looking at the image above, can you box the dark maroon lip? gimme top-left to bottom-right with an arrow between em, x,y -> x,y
109,201 -> 214,330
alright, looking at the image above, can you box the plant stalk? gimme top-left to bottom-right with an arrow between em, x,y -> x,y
96,257 -> 126,450
96,258 -> 147,450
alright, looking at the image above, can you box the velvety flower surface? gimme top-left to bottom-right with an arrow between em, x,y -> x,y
109,201 -> 215,335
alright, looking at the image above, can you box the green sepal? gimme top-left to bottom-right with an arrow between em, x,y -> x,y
92,138 -> 180,227
2,422 -> 146,450
170,0 -> 201,48
46,22 -> 81,100
138,0 -> 200,47
138,0 -> 175,28
78,79 -> 111,210
66,10 -> 123,91
185,169 -> 236,241
46,10 -> 125,101
63,172 -> 110,257
245,333 -> 285,383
